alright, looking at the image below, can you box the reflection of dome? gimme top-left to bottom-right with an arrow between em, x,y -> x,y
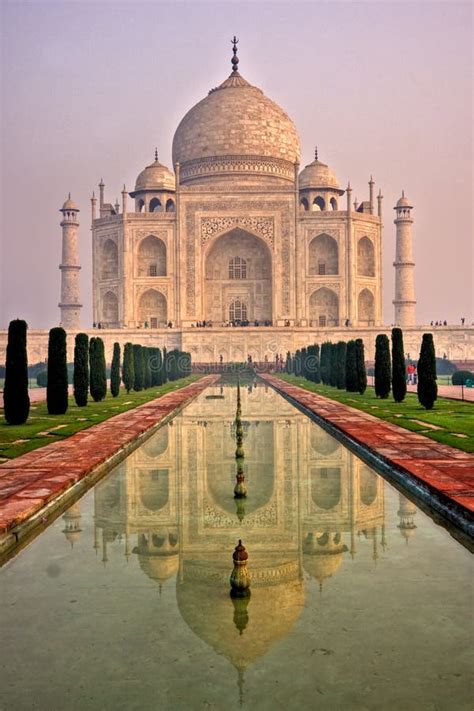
133,529 -> 179,584
172,60 -> 300,185
303,531 -> 347,585
137,553 -> 179,583
177,572 -> 303,670
62,503 -> 82,547
299,158 -> 342,192
132,158 -> 175,194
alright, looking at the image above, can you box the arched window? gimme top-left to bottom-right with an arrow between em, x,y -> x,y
357,236 -> 375,277
137,235 -> 167,277
300,197 -> 309,212
229,256 -> 247,279
149,198 -> 162,213
330,197 -> 338,211
138,289 -> 167,327
312,196 -> 325,211
309,287 -> 339,327
229,300 -> 247,322
309,234 -> 339,275
137,199 -> 145,213
101,239 -> 118,280
165,199 -> 175,212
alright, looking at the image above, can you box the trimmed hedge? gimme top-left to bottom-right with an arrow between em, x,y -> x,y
355,339 -> 367,395
89,337 -> 107,402
4,319 -> 30,424
110,342 -> 121,397
47,327 -> 68,414
452,370 -> 473,385
391,328 -> 407,403
122,342 -> 135,393
374,334 -> 391,399
73,333 -> 89,407
417,333 -> 438,409
133,344 -> 144,391
345,340 -> 358,392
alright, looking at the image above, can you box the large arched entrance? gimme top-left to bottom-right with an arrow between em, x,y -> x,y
309,287 -> 339,327
138,289 -> 167,327
204,228 -> 272,324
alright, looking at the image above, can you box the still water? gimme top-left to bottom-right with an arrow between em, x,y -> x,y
1,383 -> 473,710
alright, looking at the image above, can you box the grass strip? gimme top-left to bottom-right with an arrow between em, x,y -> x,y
0,377 -> 198,460
276,375 -> 473,453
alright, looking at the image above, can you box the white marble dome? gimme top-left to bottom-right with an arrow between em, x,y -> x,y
172,70 -> 301,185
134,157 -> 175,193
299,157 -> 342,192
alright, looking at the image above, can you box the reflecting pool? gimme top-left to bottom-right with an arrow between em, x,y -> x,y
1,382 -> 473,710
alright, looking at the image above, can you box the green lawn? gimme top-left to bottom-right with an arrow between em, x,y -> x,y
0,377 -> 198,461
277,375 -> 474,453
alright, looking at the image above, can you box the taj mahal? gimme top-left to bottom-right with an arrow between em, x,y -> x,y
7,39 -> 472,365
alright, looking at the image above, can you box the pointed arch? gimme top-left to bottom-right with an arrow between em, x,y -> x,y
312,196 -> 325,211
102,290 -> 118,325
309,287 -> 339,327
138,289 -> 167,327
101,239 -> 118,279
149,197 -> 162,213
357,236 -> 375,276
309,234 -> 338,275
165,199 -> 175,212
137,235 -> 167,277
358,288 -> 375,326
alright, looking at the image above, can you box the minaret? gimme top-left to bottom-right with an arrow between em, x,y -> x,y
393,191 -> 416,327
59,194 -> 82,328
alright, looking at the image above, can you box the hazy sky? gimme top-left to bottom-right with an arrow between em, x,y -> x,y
1,0 -> 472,328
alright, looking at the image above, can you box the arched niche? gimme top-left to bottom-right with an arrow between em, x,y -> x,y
360,465 -> 378,506
139,469 -> 169,511
204,228 -> 272,323
358,288 -> 375,326
102,290 -> 118,325
142,427 -> 169,459
309,287 -> 339,327
330,197 -> 338,211
101,239 -> 118,279
300,197 -> 309,212
137,235 -> 167,277
311,467 -> 341,510
310,427 -> 341,456
309,234 -> 338,275
165,199 -> 175,212
138,289 -> 167,327
357,236 -> 375,277
137,199 -> 145,213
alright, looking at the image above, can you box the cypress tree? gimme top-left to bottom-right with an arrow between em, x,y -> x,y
122,342 -> 135,393
155,347 -> 164,385
285,351 -> 292,374
355,339 -> 367,395
313,344 -> 321,384
391,328 -> 407,403
374,334 -> 391,399
345,340 -> 358,392
162,346 -> 168,383
133,344 -> 144,391
143,347 -> 152,389
294,349 -> 302,377
110,342 -> 121,397
47,327 -> 68,414
89,337 -> 107,402
320,342 -> 331,385
329,343 -> 338,387
417,333 -> 438,410
73,333 -> 89,407
301,347 -> 308,379
4,319 -> 30,424
336,341 -> 347,389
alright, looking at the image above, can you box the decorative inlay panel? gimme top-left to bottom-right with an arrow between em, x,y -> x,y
201,216 -> 274,246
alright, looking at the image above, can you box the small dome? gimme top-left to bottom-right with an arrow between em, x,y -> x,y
299,157 -> 342,192
137,552 -> 179,583
132,157 -> 175,194
61,194 -> 79,211
396,191 -> 412,208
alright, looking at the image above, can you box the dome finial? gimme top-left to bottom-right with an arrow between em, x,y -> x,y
231,36 -> 239,73
154,147 -> 158,162
314,146 -> 318,161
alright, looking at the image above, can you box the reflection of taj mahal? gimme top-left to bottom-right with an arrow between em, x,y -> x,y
65,385 -> 417,679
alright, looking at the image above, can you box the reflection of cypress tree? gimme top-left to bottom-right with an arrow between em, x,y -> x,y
110,342 -> 121,397
345,340 -> 358,392
417,333 -> 438,410
4,319 -> 30,424
133,344 -> 144,391
73,333 -> 89,406
355,339 -> 367,395
374,334 -> 391,399
47,327 -> 68,414
122,342 -> 134,393
391,328 -> 407,402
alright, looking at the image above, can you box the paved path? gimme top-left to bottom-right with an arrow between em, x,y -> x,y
0,376 -> 217,550
261,375 -> 474,527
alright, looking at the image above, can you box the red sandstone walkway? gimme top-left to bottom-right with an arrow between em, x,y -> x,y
262,375 -> 474,519
0,376 -> 217,545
